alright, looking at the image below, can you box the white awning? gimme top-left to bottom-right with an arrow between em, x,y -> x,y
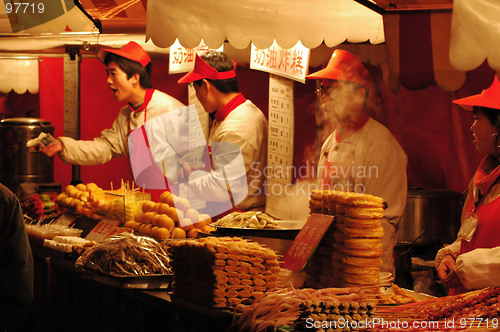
0,59 -> 38,94
146,0 -> 385,50
450,0 -> 500,75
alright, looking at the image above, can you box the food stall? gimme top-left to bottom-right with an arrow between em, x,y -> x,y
2,0 -> 500,331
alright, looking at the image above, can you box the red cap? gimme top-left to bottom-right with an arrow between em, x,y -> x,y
306,49 -> 371,88
178,53 -> 237,84
453,76 -> 500,111
98,41 -> 151,67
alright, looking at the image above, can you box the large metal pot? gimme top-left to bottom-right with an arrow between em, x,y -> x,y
0,117 -> 54,185
399,187 -> 463,250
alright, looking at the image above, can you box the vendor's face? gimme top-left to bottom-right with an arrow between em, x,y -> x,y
318,80 -> 367,127
471,109 -> 499,155
106,61 -> 137,103
192,80 -> 215,113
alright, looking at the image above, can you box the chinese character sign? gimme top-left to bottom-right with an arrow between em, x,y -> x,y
169,39 -> 224,74
250,41 -> 310,83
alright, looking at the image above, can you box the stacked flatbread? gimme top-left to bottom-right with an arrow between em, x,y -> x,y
308,190 -> 328,214
305,190 -> 385,293
167,237 -> 280,308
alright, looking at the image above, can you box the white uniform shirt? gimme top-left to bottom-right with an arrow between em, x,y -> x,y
318,118 -> 408,272
188,100 -> 268,210
435,181 -> 500,290
58,89 -> 185,165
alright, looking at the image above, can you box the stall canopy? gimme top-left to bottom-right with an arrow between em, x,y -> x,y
146,0 -> 385,50
449,0 -> 500,76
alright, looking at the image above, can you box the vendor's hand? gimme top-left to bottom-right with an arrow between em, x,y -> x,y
178,162 -> 203,182
437,255 -> 461,288
41,140 -> 63,157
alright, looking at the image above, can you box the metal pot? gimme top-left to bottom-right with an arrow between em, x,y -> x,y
0,117 -> 54,185
399,187 -> 463,250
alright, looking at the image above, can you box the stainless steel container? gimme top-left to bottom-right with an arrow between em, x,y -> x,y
0,117 -> 54,185
399,188 -> 463,248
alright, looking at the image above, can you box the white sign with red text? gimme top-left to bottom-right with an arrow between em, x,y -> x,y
250,41 -> 310,83
169,39 -> 224,74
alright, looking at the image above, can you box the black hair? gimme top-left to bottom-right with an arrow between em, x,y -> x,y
104,52 -> 152,89
474,106 -> 500,130
199,51 -> 239,93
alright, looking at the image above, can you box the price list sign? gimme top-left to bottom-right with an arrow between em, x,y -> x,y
282,214 -> 334,272
85,219 -> 122,243
265,74 -> 295,219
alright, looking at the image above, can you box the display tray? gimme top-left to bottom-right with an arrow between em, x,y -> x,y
377,286 -> 436,306
79,267 -> 172,289
212,226 -> 300,240
211,219 -> 304,240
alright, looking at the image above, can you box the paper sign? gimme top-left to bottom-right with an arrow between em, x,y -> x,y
250,41 -> 310,83
85,219 -> 122,242
169,38 -> 224,74
265,74 -> 295,219
282,213 -> 334,271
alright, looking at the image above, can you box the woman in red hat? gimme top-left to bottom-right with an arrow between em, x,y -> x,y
42,41 -> 184,165
436,76 -> 500,295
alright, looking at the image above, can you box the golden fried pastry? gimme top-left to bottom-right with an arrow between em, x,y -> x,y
309,199 -> 325,212
343,248 -> 383,258
346,207 -> 384,219
342,256 -> 382,267
345,217 -> 382,229
344,238 -> 382,251
342,271 -> 380,285
343,264 -> 380,275
310,189 -> 326,200
344,226 -> 384,239
342,192 -> 385,207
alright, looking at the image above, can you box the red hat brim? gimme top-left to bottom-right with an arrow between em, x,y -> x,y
178,53 -> 236,84
97,41 -> 151,67
453,76 -> 500,111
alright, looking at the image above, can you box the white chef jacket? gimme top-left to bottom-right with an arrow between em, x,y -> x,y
318,118 -> 408,273
435,180 -> 500,291
58,89 -> 185,165
188,100 -> 267,211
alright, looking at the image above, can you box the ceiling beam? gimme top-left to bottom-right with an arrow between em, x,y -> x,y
353,0 -> 452,13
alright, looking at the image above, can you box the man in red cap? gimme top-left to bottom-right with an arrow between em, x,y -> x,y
177,51 -> 267,213
436,76 -> 500,295
42,41 -> 184,166
307,49 -> 407,274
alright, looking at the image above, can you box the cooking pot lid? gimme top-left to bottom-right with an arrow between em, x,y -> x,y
407,187 -> 461,198
0,117 -> 51,126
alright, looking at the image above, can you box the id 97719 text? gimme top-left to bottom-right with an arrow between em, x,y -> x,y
5,2 -> 45,14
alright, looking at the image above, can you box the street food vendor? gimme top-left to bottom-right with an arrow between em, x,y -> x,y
41,41 -> 184,165
436,76 -> 500,295
177,51 -> 267,216
306,49 -> 408,274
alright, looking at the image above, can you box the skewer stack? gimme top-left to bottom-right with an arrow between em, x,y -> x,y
167,236 -> 280,308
